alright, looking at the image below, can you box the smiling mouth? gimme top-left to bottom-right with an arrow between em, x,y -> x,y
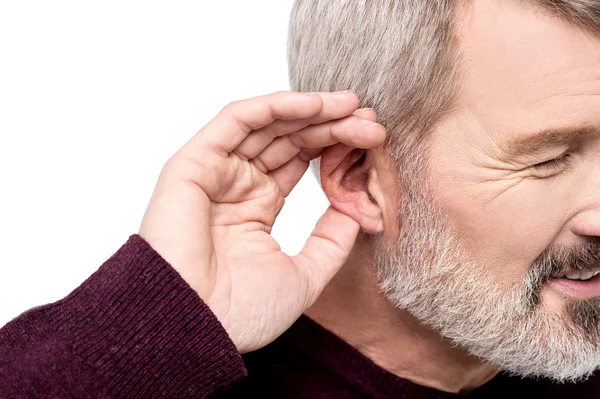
552,270 -> 600,281
548,269 -> 600,300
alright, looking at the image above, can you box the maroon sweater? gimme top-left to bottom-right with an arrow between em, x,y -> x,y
1,235 -> 599,398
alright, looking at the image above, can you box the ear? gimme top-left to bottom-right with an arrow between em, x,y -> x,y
320,143 -> 384,233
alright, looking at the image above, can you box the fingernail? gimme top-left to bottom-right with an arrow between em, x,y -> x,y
356,107 -> 375,113
304,92 -> 318,96
333,90 -> 355,99
368,122 -> 384,128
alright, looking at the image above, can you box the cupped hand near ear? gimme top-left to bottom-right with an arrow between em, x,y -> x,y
138,91 -> 386,353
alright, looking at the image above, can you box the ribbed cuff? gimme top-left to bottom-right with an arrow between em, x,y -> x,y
49,235 -> 247,398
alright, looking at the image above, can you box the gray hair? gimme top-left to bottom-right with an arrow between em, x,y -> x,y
287,0 -> 600,181
288,0 -> 458,181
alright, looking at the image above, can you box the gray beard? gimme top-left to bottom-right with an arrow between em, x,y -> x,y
374,176 -> 600,382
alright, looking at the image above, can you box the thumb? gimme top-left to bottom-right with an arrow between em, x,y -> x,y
293,205 -> 360,304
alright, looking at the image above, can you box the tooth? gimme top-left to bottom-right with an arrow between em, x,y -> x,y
594,271 -> 600,276
579,271 -> 595,280
565,272 -> 581,280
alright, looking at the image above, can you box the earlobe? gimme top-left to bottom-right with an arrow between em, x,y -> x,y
320,144 -> 385,233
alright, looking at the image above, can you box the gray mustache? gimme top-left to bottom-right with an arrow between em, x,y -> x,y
535,240 -> 600,279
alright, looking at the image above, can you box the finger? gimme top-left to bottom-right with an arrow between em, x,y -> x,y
187,91 -> 322,156
268,149 -> 320,197
293,206 -> 361,305
233,92 -> 364,160
353,107 -> 377,122
291,116 -> 385,149
188,91 -> 359,157
251,115 -> 385,173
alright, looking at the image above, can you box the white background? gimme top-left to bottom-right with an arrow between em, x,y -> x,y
0,1 -> 330,327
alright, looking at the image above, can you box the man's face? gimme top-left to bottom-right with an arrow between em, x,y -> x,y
377,0 -> 600,380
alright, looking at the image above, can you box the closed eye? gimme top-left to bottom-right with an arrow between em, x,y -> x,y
529,153 -> 573,179
532,154 -> 570,170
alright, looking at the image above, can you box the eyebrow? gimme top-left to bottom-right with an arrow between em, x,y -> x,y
501,126 -> 595,157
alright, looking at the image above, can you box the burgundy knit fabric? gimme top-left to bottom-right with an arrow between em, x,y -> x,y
0,235 -> 246,398
1,235 -> 600,398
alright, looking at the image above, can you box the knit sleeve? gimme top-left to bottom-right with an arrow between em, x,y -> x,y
0,235 -> 248,398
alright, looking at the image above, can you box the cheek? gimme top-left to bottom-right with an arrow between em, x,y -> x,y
432,177 -> 567,285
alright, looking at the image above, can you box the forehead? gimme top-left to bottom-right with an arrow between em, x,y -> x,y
453,0 -> 600,137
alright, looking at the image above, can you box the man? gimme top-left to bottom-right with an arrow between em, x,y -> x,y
2,0 -> 600,397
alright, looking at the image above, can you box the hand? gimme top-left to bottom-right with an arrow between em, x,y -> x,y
139,91 -> 386,353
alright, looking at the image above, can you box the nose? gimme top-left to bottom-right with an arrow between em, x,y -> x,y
571,209 -> 600,238
570,158 -> 600,239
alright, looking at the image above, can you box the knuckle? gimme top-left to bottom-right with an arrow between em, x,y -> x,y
221,101 -> 237,114
160,155 -> 184,179
288,132 -> 305,148
297,150 -> 313,163
251,157 -> 268,174
325,121 -> 339,139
